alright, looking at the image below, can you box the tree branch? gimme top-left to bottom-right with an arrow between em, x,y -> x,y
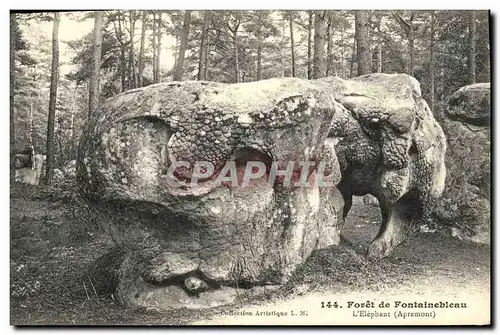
392,13 -> 411,37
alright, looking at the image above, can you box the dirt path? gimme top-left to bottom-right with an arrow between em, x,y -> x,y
10,187 -> 490,325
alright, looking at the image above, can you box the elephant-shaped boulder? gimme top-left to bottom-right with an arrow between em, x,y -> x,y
77,74 -> 446,310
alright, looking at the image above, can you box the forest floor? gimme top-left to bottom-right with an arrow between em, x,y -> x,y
10,183 -> 491,326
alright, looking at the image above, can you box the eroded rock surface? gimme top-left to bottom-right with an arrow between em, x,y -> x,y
77,74 -> 447,310
77,79 -> 344,310
317,74 -> 447,259
363,194 -> 379,207
434,83 -> 490,244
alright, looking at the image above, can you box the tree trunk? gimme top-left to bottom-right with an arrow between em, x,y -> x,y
29,93 -> 34,156
355,10 -> 371,76
155,12 -> 163,83
350,39 -> 356,78
312,10 -> 326,79
116,13 -> 126,92
172,34 -> 179,77
152,12 -> 157,82
44,12 -> 60,185
128,10 -> 136,89
468,11 -> 476,84
234,30 -> 240,83
393,13 -> 415,76
408,25 -> 414,76
280,17 -> 285,77
89,11 -> 103,117
10,13 -> 17,183
197,11 -> 209,81
326,16 -> 334,76
340,24 -> 345,78
203,36 -> 210,81
227,13 -> 242,83
307,11 -> 313,79
138,11 -> 146,87
173,10 -> 192,81
429,11 -> 435,111
376,15 -> 383,73
257,29 -> 262,80
70,85 -> 78,144
256,16 -> 263,81
289,13 -> 296,77
377,43 -> 383,73
368,32 -> 373,72
27,66 -> 36,160
55,91 -> 63,167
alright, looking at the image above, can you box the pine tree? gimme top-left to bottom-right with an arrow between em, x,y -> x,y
44,12 -> 60,185
10,13 -> 17,183
173,10 -> 192,81
88,11 -> 103,117
138,11 -> 146,87
355,10 -> 371,76
312,10 -> 326,79
468,11 -> 476,84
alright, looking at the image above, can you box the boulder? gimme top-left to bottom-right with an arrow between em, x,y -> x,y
318,74 -> 447,259
77,79 -> 345,310
434,83 -> 491,244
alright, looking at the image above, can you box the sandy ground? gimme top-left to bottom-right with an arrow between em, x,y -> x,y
10,184 -> 491,325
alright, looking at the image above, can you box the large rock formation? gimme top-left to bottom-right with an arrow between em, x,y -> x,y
78,79 -> 344,310
317,74 -> 447,259
434,83 -> 490,244
77,74 -> 446,310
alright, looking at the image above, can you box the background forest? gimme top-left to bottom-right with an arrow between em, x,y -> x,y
9,10 -> 490,185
